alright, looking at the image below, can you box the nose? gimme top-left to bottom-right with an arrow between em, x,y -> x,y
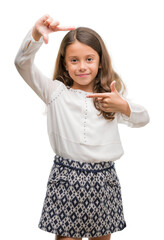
79,61 -> 86,71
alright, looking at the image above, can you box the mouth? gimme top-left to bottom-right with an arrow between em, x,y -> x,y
76,73 -> 90,77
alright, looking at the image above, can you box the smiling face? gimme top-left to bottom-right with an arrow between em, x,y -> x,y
64,40 -> 100,92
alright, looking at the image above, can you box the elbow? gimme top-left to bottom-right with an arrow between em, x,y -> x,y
129,111 -> 150,128
142,111 -> 150,127
138,118 -> 150,128
14,55 -> 20,70
139,114 -> 150,128
14,54 -> 27,71
144,112 -> 150,126
14,54 -> 26,75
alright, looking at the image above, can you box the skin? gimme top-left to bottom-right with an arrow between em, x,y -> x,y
32,14 -> 130,240
64,40 -> 101,92
87,81 -> 131,117
64,40 -> 130,117
32,14 -> 130,117
55,234 -> 111,240
32,14 -> 75,43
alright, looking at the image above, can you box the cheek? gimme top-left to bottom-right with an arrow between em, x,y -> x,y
67,66 -> 75,75
66,66 -> 76,79
92,64 -> 100,75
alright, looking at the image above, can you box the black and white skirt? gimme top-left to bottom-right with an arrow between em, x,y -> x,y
38,155 -> 126,238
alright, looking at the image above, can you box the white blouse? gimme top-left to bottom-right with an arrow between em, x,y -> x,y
14,29 -> 150,163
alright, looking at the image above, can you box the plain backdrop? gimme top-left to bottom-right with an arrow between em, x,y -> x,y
0,0 -> 164,240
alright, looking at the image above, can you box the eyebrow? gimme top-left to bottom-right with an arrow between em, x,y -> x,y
68,54 -> 96,59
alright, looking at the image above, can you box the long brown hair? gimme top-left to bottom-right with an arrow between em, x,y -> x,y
53,27 -> 126,120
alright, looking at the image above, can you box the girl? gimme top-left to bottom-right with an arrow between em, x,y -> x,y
15,14 -> 149,240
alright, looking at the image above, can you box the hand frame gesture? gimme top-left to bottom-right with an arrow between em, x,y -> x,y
32,14 -> 75,44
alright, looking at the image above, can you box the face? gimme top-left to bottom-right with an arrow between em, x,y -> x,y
64,40 -> 100,92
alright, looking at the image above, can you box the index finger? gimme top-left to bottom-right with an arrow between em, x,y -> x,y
86,93 -> 110,98
56,26 -> 76,31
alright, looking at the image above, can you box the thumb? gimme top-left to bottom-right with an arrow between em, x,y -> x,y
43,34 -> 49,44
110,81 -> 117,92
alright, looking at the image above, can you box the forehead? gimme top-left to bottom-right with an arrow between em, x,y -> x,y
65,40 -> 99,57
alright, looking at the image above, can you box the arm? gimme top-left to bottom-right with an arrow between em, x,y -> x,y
87,81 -> 150,128
116,98 -> 150,128
14,14 -> 75,104
14,28 -> 53,104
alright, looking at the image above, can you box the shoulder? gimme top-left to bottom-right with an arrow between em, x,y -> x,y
47,79 -> 69,102
49,79 -> 66,90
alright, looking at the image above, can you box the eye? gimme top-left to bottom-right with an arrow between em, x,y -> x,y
87,57 -> 93,62
71,58 -> 78,63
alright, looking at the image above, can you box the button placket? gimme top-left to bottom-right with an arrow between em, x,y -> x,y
82,94 -> 88,144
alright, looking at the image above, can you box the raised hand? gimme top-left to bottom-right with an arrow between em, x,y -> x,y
87,81 -> 131,117
32,14 -> 75,44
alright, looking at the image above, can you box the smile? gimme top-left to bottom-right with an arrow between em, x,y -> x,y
76,74 -> 90,77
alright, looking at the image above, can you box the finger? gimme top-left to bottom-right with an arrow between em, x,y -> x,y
86,93 -> 110,98
41,14 -> 50,22
43,34 -> 49,44
98,97 -> 110,104
43,20 -> 49,27
99,105 -> 110,112
100,103 -> 109,108
55,26 -> 76,31
43,18 -> 54,28
49,20 -> 60,27
110,80 -> 117,92
100,106 -> 114,113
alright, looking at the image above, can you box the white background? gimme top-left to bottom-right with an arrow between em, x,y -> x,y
0,0 -> 164,240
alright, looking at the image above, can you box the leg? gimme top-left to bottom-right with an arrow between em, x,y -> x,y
89,234 -> 111,240
55,235 -> 82,240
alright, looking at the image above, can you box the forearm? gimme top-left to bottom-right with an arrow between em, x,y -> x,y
14,28 -> 50,103
117,99 -> 150,128
120,99 -> 131,117
32,27 -> 42,42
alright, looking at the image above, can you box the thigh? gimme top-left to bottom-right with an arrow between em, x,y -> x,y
89,234 -> 111,240
55,235 -> 82,240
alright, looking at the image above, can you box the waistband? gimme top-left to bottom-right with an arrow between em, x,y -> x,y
54,155 -> 114,173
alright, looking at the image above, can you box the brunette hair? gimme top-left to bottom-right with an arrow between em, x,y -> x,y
53,27 -> 126,120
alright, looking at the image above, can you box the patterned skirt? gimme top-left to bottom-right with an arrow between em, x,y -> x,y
38,156 -> 126,238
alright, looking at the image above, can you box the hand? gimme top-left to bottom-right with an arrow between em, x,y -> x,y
32,14 -> 75,44
87,81 -> 131,117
